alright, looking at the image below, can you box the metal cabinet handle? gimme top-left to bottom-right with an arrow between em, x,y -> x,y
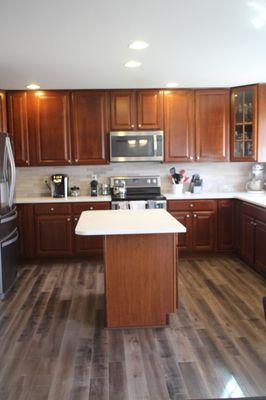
50,207 -> 54,212
190,156 -> 193,160
89,206 -> 94,210
67,218 -> 71,222
193,213 -> 197,218
190,204 -> 194,208
196,156 -> 200,160
138,124 -> 142,128
186,214 -> 190,218
74,217 -> 78,221
131,124 -> 134,128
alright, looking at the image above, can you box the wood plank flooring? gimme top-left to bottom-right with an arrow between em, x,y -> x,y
0,256 -> 265,400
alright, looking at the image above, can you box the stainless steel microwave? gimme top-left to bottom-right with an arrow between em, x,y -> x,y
110,131 -> 164,162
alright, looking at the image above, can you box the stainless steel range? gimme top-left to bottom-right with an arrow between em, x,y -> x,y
110,176 -> 166,210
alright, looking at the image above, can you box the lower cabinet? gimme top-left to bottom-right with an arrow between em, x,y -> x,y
18,201 -> 110,258
35,215 -> 73,256
241,202 -> 266,276
217,199 -> 234,251
168,200 -> 217,252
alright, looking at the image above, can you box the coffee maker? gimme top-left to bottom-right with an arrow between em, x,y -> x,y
246,164 -> 265,194
50,174 -> 68,198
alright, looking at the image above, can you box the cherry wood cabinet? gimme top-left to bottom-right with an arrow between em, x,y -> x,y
18,202 -> 110,259
192,211 -> 216,251
168,200 -> 217,252
231,84 -> 266,162
136,90 -> 163,130
35,215 -> 73,256
110,89 -> 163,131
164,90 -> 195,162
195,89 -> 230,161
110,90 -> 135,130
0,91 -> 7,132
71,91 -> 109,164
32,91 -> 72,165
217,199 -> 234,251
241,202 -> 266,276
7,92 -> 30,166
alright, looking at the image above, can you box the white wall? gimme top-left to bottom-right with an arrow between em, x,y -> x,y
15,162 -> 262,197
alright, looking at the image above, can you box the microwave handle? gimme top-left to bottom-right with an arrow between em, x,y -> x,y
153,134 -> 158,156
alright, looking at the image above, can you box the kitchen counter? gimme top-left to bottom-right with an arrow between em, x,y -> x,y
75,209 -> 185,329
14,195 -> 111,204
163,192 -> 266,208
75,209 -> 186,236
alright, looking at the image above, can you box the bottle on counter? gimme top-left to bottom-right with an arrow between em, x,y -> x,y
90,175 -> 98,197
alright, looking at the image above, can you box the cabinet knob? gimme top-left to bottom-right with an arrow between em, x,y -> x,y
138,124 -> 142,128
193,213 -> 197,218
196,156 -> 200,160
190,156 -> 193,160
50,207 -> 54,212
190,204 -> 194,208
186,214 -> 190,218
26,160 -> 29,165
67,218 -> 71,222
89,206 -> 94,210
75,159 -> 78,162
74,217 -> 78,221
131,124 -> 134,128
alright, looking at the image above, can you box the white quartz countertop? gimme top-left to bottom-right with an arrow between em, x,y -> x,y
14,192 -> 266,208
75,209 -> 186,236
14,195 -> 111,204
163,192 -> 266,208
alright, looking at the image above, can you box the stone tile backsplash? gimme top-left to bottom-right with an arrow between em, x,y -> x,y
15,162 -> 264,197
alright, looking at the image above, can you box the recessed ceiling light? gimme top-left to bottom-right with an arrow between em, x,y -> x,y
166,82 -> 179,88
129,41 -> 149,50
251,16 -> 265,28
26,83 -> 40,90
125,60 -> 142,68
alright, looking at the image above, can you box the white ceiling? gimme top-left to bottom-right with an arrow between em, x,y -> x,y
1,0 -> 266,89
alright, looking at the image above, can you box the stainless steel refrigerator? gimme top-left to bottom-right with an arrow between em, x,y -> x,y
0,133 -> 18,299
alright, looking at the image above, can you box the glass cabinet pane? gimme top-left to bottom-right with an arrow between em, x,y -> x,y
243,124 -> 253,140
235,125 -> 243,140
244,141 -> 253,157
244,89 -> 253,123
235,92 -> 243,123
235,141 -> 243,158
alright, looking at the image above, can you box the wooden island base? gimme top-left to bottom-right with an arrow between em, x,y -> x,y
104,233 -> 177,328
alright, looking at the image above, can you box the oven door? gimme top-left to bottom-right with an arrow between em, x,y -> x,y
110,131 -> 163,162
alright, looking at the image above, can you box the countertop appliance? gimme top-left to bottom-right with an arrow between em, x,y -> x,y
110,131 -> 164,162
50,174 -> 68,198
0,133 -> 18,300
110,176 -> 166,210
90,175 -> 98,197
246,163 -> 265,193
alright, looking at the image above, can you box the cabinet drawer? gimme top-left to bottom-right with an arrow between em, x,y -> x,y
35,203 -> 72,215
241,202 -> 266,223
168,200 -> 216,212
72,202 -> 110,214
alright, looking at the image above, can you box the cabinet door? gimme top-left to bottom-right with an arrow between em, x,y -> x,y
74,215 -> 103,255
7,92 -> 30,166
195,89 -> 229,161
217,200 -> 234,251
254,219 -> 266,276
164,90 -> 195,162
110,90 -> 136,130
192,211 -> 216,251
231,85 -> 257,162
72,91 -> 109,164
35,215 -> 73,256
0,91 -> 7,132
33,91 -> 71,165
234,200 -> 242,254
241,214 -> 255,265
137,90 -> 163,130
17,204 -> 35,259
171,211 -> 192,251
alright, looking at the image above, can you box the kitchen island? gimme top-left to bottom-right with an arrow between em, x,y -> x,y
75,209 -> 186,328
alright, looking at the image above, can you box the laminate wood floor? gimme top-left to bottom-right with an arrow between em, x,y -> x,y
0,256 -> 265,400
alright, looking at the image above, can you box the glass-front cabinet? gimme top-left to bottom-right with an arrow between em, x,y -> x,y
231,85 -> 257,161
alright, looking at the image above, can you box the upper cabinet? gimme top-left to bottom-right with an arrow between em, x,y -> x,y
32,91 -> 72,165
0,91 -> 7,132
110,89 -> 163,131
7,91 -> 30,166
164,90 -> 195,162
71,91 -> 109,164
231,84 -> 266,162
195,89 -> 230,162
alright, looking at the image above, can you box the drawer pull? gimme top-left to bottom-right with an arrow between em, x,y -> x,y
67,218 -> 71,222
74,217 -> 78,221
131,124 -> 134,128
89,207 -> 94,210
186,214 -> 190,218
193,214 -> 197,218
190,156 -> 193,160
196,156 -> 200,160
50,207 -> 54,212
190,204 -> 194,208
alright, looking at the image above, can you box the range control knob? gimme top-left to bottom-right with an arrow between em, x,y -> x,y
152,179 -> 157,184
147,179 -> 151,184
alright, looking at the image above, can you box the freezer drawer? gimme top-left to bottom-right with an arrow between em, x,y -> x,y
0,227 -> 19,299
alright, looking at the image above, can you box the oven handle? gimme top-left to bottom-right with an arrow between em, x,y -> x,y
153,134 -> 158,156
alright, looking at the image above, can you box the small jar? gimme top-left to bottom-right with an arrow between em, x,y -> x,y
70,186 -> 80,197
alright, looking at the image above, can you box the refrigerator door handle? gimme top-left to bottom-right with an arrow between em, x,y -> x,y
2,229 -> 19,248
0,209 -> 17,224
5,137 -> 16,208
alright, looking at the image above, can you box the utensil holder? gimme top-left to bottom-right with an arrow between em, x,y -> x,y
172,184 -> 183,195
